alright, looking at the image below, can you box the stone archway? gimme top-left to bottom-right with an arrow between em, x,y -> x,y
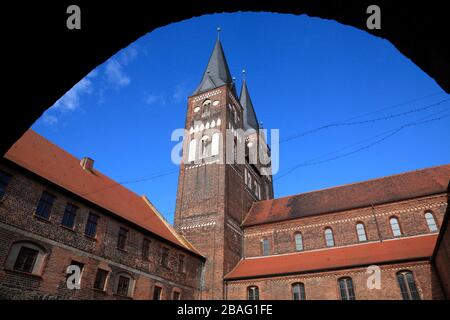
3,1 -> 449,154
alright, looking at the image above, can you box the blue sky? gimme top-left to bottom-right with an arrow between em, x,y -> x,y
32,13 -> 450,224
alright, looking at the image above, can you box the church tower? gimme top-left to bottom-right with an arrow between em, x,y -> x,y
174,36 -> 274,299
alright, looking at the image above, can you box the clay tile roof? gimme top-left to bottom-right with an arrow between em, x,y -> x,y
224,234 -> 438,280
243,164 -> 450,227
4,129 -> 203,258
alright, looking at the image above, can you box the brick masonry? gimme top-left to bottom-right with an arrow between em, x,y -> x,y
225,261 -> 444,300
0,161 -> 203,300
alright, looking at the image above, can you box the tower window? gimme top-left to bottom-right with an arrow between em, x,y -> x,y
424,212 -> 438,232
390,217 -> 402,237
247,286 -> 259,300
292,283 -> 306,300
338,277 -> 355,300
188,139 -> 197,163
202,99 -> 211,116
294,232 -> 303,251
356,223 -> 367,242
324,228 -> 335,247
201,136 -> 211,158
211,132 -> 220,156
397,271 -> 420,300
35,191 -> 55,220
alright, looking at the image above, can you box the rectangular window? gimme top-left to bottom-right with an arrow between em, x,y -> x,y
13,246 -> 39,273
66,260 -> 84,285
153,286 -> 162,300
142,238 -> 150,260
35,191 -> 55,220
117,227 -> 128,250
61,203 -> 78,229
93,269 -> 109,291
116,276 -> 130,296
0,170 -> 12,200
172,291 -> 180,300
161,247 -> 169,267
178,255 -> 185,273
85,213 -> 99,238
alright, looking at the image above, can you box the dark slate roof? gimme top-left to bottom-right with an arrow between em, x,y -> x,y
239,80 -> 259,131
243,164 -> 450,227
192,39 -> 233,95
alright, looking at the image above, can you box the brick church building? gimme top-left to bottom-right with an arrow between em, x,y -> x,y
0,38 -> 449,300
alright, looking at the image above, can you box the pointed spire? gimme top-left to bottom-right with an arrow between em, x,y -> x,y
240,70 -> 259,131
192,32 -> 233,95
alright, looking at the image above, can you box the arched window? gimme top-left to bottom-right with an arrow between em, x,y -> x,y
294,232 -> 303,251
324,228 -> 334,247
424,212 -> 438,232
261,238 -> 270,256
338,277 -> 355,300
292,283 -> 306,300
188,139 -> 196,163
5,241 -> 47,276
247,286 -> 259,300
397,271 -> 420,300
202,99 -> 211,115
356,223 -> 367,242
201,136 -> 211,158
390,217 -> 402,237
211,132 -> 220,156
114,272 -> 135,297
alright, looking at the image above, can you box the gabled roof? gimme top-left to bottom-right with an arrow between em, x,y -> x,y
192,39 -> 233,95
224,234 -> 438,280
4,129 -> 203,258
240,79 -> 259,131
243,164 -> 450,227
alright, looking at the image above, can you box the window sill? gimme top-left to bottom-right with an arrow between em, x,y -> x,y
84,234 -> 98,241
116,247 -> 128,253
60,224 -> 76,232
4,267 -> 43,279
93,288 -> 108,294
113,293 -> 133,300
33,214 -> 51,223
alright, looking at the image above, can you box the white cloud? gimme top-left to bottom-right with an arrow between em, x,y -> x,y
105,46 -> 139,89
105,59 -> 131,88
173,83 -> 190,103
145,93 -> 167,107
51,69 -> 97,113
42,114 -> 58,126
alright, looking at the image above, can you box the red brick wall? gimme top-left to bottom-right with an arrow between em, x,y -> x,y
433,194 -> 450,299
174,85 -> 274,299
0,161 -> 203,300
225,261 -> 444,300
243,194 -> 447,257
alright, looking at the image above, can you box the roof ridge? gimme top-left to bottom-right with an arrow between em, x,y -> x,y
262,163 -> 450,204
141,196 -> 204,258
